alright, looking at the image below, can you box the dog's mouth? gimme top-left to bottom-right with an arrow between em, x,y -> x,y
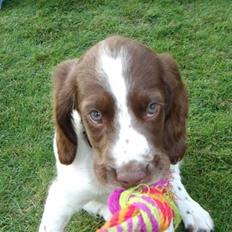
93,149 -> 171,189
119,176 -> 153,189
94,163 -> 170,190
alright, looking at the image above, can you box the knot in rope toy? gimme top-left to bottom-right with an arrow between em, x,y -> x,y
97,179 -> 181,232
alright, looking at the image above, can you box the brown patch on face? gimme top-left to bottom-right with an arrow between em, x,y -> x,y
80,90 -> 116,157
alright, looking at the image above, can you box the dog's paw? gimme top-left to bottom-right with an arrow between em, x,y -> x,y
99,205 -> 111,221
83,201 -> 111,220
177,198 -> 214,232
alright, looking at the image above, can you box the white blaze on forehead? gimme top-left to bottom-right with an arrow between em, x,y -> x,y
97,44 -> 151,167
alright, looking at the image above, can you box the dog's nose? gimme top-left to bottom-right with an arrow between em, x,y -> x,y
116,162 -> 149,187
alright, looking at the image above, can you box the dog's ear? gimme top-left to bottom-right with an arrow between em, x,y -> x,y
53,59 -> 79,165
158,54 -> 188,164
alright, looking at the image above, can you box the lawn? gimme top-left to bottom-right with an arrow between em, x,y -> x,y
0,0 -> 231,231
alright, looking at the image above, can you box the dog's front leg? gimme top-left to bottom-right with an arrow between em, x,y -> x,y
39,179 -> 90,232
170,163 -> 214,232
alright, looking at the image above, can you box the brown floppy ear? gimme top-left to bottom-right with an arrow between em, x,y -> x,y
53,59 -> 78,165
158,54 -> 188,164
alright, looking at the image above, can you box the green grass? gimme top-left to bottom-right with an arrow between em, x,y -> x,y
0,0 -> 231,231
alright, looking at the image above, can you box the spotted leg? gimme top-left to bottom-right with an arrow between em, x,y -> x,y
170,163 -> 214,232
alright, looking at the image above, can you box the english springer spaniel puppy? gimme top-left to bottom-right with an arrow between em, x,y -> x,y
39,36 -> 214,232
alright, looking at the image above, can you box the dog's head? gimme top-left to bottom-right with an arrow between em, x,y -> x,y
53,36 -> 188,187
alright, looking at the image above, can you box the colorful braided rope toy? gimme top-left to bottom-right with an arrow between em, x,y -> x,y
97,179 -> 181,232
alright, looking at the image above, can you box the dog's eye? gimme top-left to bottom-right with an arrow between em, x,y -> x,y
89,110 -> 102,123
146,102 -> 159,117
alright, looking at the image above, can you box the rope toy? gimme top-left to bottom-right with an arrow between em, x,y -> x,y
97,179 -> 181,232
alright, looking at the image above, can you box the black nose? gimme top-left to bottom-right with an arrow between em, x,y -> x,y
116,162 -> 149,187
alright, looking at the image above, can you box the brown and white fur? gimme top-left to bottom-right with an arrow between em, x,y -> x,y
39,36 -> 214,232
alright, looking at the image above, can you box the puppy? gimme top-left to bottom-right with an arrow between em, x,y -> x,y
39,36 -> 214,232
